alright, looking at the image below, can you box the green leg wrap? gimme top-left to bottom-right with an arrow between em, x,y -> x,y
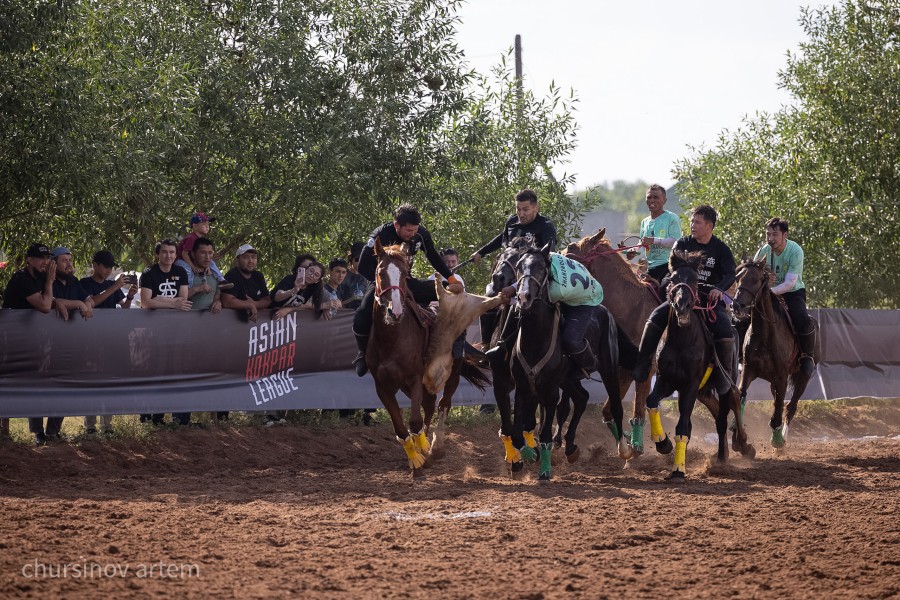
519,444 -> 537,463
629,418 -> 645,452
539,442 -> 553,478
771,426 -> 785,448
604,419 -> 620,441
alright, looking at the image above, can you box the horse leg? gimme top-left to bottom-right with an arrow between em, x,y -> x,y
731,365 -> 753,449
404,383 -> 431,478
495,371 -> 521,469
646,379 -> 675,455
538,385 -> 560,482
560,381 -> 588,464
376,383 -> 425,475
554,391 -> 571,449
770,379 -> 787,449
666,387 -> 698,483
597,334 -> 631,460
628,372 -> 652,456
712,388 -> 731,463
730,385 -> 756,459
428,358 -> 459,463
785,371 -> 810,434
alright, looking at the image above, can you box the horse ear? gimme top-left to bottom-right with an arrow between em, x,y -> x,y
669,250 -> 684,271
741,251 -> 749,263
374,237 -> 384,257
540,242 -> 552,257
589,228 -> 606,243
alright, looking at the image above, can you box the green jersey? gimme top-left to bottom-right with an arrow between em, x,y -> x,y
754,240 -> 805,292
639,210 -> 682,268
548,253 -> 603,306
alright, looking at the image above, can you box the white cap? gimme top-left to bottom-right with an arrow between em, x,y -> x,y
236,243 -> 257,257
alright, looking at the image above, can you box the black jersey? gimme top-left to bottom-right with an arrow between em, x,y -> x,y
476,213 -> 557,257
2,269 -> 46,309
672,235 -> 736,293
358,222 -> 452,282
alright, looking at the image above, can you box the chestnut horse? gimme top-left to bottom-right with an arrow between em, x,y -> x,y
367,239 -> 500,477
564,228 -> 719,455
733,257 -> 821,448
646,251 -> 754,482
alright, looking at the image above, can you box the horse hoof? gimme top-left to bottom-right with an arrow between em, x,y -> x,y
431,445 -> 447,462
618,440 -> 633,461
629,445 -> 644,457
538,471 -> 551,482
742,444 -> 757,460
566,446 -> 581,464
422,453 -> 434,469
656,437 -> 674,455
509,461 -> 525,478
664,471 -> 685,484
412,467 -> 426,481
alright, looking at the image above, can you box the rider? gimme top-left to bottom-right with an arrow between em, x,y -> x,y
352,204 -> 462,376
754,217 -> 816,376
632,205 -> 737,393
637,183 -> 682,283
470,189 -> 558,354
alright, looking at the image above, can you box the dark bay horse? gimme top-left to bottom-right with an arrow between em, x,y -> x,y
646,251 -> 754,482
367,239 -> 496,478
564,228 -> 719,456
733,257 -> 821,448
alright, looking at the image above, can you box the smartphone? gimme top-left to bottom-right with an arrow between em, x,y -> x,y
294,268 -> 306,287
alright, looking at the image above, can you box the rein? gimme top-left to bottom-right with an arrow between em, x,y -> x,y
567,242 -> 644,266
513,304 -> 561,396
667,281 -> 719,323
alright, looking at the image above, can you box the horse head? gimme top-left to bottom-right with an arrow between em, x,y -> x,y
491,237 -> 530,295
564,227 -> 608,259
733,255 -> 771,319
515,244 -> 551,311
667,250 -> 703,326
374,238 -> 410,323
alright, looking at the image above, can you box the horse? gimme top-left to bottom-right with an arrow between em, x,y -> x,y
564,228 -> 719,455
645,250 -> 754,482
367,239 -> 497,478
510,245 -> 629,480
732,256 -> 821,448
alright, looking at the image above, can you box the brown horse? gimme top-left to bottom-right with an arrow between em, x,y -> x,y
564,228 -> 719,455
367,239 -> 500,477
733,257 -> 821,448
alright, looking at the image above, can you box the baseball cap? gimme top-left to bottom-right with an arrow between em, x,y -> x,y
92,250 -> 119,268
26,243 -> 51,258
236,243 -> 257,257
51,246 -> 72,259
190,212 -> 216,225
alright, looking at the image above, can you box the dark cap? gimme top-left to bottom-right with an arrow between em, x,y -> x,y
190,212 -> 216,225
92,250 -> 119,268
26,243 -> 51,258
349,241 -> 365,261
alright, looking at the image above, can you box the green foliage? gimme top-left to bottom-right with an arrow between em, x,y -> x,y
674,0 -> 900,308
0,1 -> 583,294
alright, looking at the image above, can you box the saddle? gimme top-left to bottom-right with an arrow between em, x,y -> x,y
768,293 -> 797,334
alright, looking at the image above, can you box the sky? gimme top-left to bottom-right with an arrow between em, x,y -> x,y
454,0 -> 841,190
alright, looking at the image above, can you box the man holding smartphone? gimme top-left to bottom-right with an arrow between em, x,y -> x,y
80,250 -> 138,310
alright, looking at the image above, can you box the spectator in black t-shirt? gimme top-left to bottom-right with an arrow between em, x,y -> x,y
80,250 -> 137,310
271,255 -> 335,320
50,247 -> 94,321
2,243 -> 58,444
221,244 -> 270,323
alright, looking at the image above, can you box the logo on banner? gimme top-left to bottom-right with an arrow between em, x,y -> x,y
246,313 -> 299,406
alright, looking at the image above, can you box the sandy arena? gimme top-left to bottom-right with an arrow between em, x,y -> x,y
1,400 -> 898,599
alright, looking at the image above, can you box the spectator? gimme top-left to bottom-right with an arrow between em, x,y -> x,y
185,237 -> 223,313
221,244 -> 271,323
271,256 -> 335,320
80,249 -> 137,434
429,247 -> 465,289
139,239 -> 191,425
323,258 -> 348,318
338,241 -> 370,310
2,243 -> 59,444
50,247 -> 94,321
174,212 -> 232,288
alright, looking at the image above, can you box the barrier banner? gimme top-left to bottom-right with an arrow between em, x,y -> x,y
0,307 -> 897,417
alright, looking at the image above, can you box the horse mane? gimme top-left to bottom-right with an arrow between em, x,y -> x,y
568,233 -> 647,294
669,250 -> 704,272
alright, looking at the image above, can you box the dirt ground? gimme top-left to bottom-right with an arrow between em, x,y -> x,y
1,400 -> 898,599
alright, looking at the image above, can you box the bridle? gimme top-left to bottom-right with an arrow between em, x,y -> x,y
734,264 -> 767,309
667,268 -> 719,323
515,251 -> 550,309
374,256 -> 409,305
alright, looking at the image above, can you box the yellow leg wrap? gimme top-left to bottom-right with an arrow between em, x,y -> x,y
673,435 -> 688,474
523,430 -> 537,449
400,435 -> 426,469
499,433 -> 521,464
699,365 -> 713,389
648,408 -> 665,443
414,430 -> 431,454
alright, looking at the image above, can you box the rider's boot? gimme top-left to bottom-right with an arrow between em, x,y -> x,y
632,321 -> 665,383
567,341 -> 595,384
480,310 -> 498,358
798,327 -> 817,376
712,337 -> 737,395
353,333 -> 369,377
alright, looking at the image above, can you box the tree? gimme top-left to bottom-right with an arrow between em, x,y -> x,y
674,0 -> 900,308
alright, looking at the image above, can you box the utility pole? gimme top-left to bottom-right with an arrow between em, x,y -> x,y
514,34 -> 523,121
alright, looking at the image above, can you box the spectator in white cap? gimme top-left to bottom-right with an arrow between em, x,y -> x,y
221,244 -> 271,323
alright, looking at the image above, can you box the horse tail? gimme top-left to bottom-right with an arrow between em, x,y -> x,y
460,354 -> 492,391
